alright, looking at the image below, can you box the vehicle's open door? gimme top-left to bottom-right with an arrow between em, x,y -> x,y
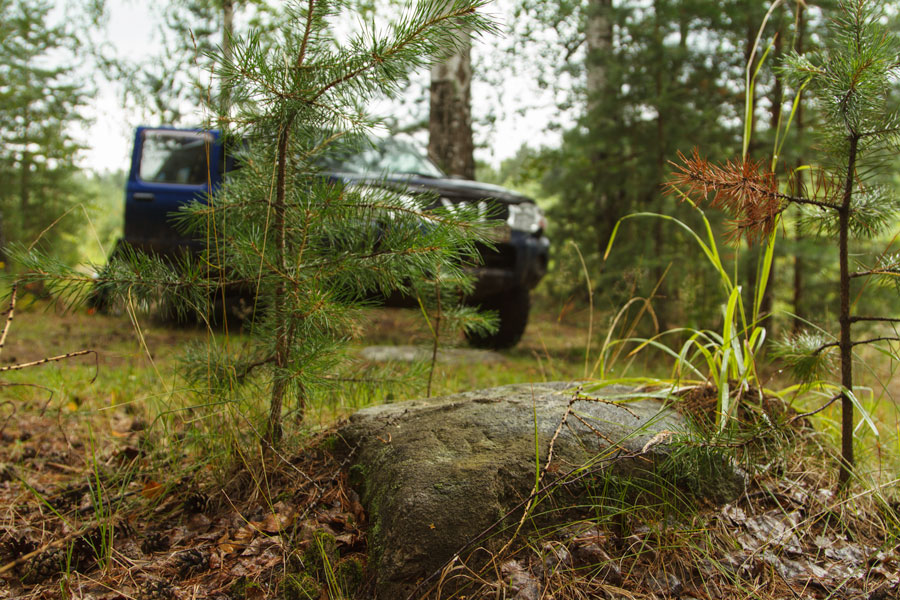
124,127 -> 222,257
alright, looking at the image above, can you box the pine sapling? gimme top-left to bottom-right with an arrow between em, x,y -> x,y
9,0 -> 497,450
667,0 -> 900,486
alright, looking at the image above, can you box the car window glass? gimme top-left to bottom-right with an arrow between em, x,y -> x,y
318,139 -> 444,178
139,130 -> 212,185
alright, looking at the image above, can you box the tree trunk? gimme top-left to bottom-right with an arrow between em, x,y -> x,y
837,135 -> 858,488
792,1 -> 806,333
0,211 -> 6,270
651,0 -> 668,330
585,0 -> 613,115
266,123 -> 292,448
220,0 -> 235,117
428,5 -> 474,179
19,106 -> 31,234
586,0 -> 615,257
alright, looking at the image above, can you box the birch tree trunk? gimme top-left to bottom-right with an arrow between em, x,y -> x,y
428,7 -> 474,179
585,0 -> 612,115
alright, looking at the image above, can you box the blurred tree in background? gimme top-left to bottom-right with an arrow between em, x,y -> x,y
490,0 -> 850,335
5,0 -> 898,342
0,0 -> 100,264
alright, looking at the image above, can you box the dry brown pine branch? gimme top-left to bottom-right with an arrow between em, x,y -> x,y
666,149 -> 839,244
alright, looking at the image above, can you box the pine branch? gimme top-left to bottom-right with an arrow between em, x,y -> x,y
667,149 -> 841,243
859,125 -> 900,138
310,4 -> 480,103
815,336 -> 900,354
850,316 -> 900,323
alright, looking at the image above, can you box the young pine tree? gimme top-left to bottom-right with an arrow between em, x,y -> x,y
13,0 -> 496,447
667,0 -> 900,487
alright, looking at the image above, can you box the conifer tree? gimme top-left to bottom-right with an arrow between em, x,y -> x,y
0,0 -> 93,261
13,0 -> 495,448
668,0 -> 900,486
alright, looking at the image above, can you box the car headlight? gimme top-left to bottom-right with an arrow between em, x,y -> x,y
507,202 -> 546,234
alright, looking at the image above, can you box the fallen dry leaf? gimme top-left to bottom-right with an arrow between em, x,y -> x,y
141,480 -> 164,500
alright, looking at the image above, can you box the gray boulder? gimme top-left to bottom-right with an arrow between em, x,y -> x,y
337,381 -> 743,599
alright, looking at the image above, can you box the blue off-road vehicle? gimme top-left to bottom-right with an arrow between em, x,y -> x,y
112,126 -> 549,348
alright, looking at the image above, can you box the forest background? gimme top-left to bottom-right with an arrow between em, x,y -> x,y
6,0 -> 898,339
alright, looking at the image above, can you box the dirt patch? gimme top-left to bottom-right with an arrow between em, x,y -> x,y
0,408 -> 368,599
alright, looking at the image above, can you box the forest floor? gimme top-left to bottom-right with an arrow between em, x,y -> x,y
0,297 -> 899,599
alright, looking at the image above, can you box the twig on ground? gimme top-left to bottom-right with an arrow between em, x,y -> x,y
0,283 -> 17,360
574,391 -> 640,419
0,520 -> 116,576
494,386 -> 580,559
569,410 -> 627,449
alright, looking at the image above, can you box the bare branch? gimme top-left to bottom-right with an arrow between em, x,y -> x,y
850,316 -> 900,323
0,283 -> 17,360
788,394 -> 840,424
815,336 -> 900,353
850,268 -> 900,279
0,350 -> 98,380
779,194 -> 841,210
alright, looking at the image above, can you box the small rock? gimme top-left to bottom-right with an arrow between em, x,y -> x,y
645,571 -> 683,598
572,543 -> 623,585
501,560 -> 541,600
541,542 -> 572,573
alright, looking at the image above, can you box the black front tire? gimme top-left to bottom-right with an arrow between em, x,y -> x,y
465,287 -> 530,350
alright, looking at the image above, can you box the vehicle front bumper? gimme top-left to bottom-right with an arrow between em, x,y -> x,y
467,231 -> 550,299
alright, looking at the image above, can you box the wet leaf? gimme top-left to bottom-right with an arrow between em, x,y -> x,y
260,510 -> 293,534
140,480 -> 164,500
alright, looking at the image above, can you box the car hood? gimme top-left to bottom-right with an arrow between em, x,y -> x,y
329,172 -> 535,205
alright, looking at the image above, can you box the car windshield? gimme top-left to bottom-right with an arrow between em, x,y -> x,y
318,138 -> 444,178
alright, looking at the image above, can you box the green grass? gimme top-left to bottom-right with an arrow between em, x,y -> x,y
3,292 -> 900,599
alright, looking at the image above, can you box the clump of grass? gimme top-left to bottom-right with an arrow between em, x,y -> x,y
435,420 -> 899,600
